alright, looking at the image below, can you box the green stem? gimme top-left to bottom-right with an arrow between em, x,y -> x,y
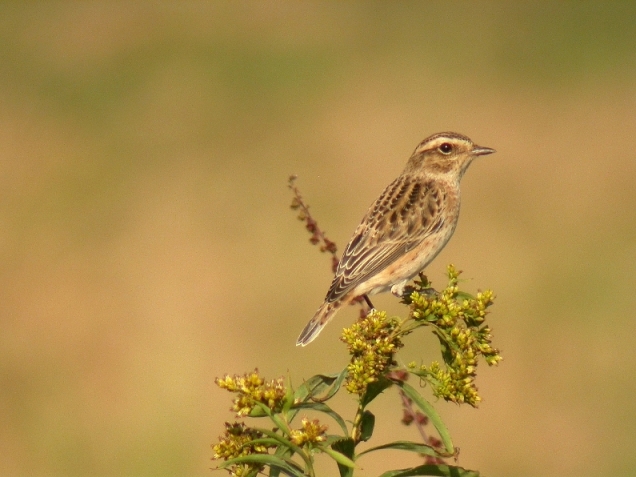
351,401 -> 365,444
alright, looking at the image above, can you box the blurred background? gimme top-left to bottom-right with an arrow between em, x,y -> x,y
1,2 -> 635,476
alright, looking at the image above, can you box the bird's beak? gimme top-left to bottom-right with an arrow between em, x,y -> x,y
472,145 -> 496,156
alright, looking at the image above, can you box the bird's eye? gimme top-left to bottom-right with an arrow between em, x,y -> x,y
438,143 -> 453,154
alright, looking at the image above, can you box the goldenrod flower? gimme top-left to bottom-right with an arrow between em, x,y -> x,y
289,418 -> 328,446
406,266 -> 502,407
341,311 -> 403,395
216,369 -> 286,416
212,422 -> 269,476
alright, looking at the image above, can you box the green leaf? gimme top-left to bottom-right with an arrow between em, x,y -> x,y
244,465 -> 260,477
287,369 -> 348,424
317,368 -> 349,401
331,438 -> 355,477
253,427 -> 306,463
435,333 -> 455,367
219,454 -> 306,477
359,410 -> 375,442
269,445 -> 292,477
252,428 -> 317,474
456,291 -> 475,301
357,440 -> 453,459
361,376 -> 393,406
319,445 -> 356,469
397,382 -> 454,455
251,402 -> 288,433
378,464 -> 480,477
269,445 -> 298,477
247,405 -> 270,418
282,375 -> 295,416
274,444 -> 294,457
291,401 -> 349,435
322,434 -> 349,446
294,368 -> 348,403
247,437 -> 285,448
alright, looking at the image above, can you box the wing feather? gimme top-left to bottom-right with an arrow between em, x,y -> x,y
325,176 -> 447,302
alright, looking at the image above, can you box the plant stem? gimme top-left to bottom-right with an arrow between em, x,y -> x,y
351,401 -> 365,444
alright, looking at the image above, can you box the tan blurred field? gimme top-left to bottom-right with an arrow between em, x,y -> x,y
1,3 -> 636,476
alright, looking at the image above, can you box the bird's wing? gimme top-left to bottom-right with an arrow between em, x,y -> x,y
325,176 -> 449,303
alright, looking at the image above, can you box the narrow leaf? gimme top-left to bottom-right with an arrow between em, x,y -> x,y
288,369 -> 348,423
397,382 -> 454,454
361,376 -> 393,406
274,445 -> 294,457
282,375 -> 295,416
250,402 -> 291,438
270,446 -> 294,477
244,466 -> 260,477
357,440 -> 453,459
436,333 -> 455,366
254,427 -> 306,462
320,445 -> 356,468
456,291 -> 475,301
378,464 -> 480,477
294,369 -> 347,402
247,406 -> 270,418
291,401 -> 349,435
331,438 -> 355,477
323,434 -> 348,446
318,367 -> 349,401
247,437 -> 284,448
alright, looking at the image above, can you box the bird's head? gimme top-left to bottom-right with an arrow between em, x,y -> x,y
404,132 -> 495,179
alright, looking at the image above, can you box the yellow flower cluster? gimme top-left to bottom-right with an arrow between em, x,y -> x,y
212,422 -> 268,477
341,311 -> 404,395
414,361 -> 481,405
289,418 -> 328,446
216,369 -> 286,416
406,265 -> 502,407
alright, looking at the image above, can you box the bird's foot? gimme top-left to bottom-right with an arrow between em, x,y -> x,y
391,282 -> 407,297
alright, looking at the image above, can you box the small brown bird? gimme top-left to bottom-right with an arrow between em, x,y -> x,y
297,132 -> 495,346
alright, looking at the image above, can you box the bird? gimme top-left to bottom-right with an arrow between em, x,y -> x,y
296,132 -> 495,346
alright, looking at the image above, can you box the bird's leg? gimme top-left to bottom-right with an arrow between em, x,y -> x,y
362,294 -> 375,312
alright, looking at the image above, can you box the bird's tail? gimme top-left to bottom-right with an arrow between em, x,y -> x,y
296,301 -> 342,346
